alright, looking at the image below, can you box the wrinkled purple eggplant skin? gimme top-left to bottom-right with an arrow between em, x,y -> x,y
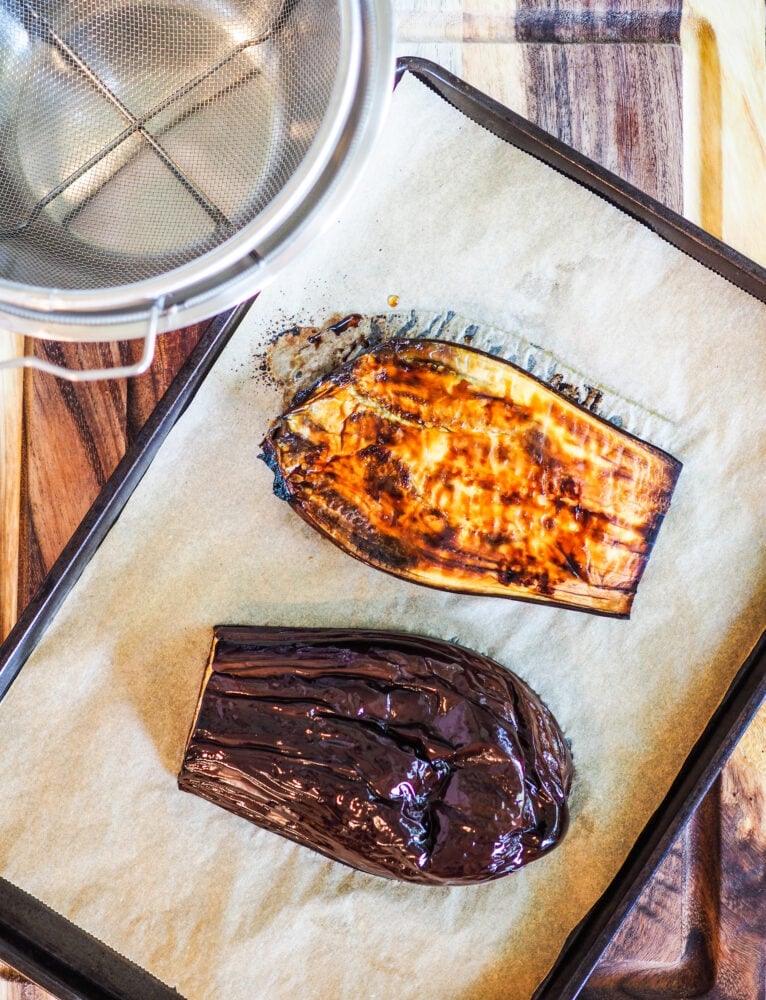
178,627 -> 573,886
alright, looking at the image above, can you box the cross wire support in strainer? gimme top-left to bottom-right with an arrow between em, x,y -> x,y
0,298 -> 163,382
0,0 -> 394,380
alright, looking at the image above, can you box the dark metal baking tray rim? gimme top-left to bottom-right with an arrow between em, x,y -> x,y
0,57 -> 762,999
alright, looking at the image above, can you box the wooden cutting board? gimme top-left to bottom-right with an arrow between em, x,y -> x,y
1,1 -> 765,996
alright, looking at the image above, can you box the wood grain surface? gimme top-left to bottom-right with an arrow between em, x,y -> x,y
18,328 -> 206,609
1,0 -> 765,996
0,335 -> 23,643
514,0 -> 682,42
522,43 -> 683,205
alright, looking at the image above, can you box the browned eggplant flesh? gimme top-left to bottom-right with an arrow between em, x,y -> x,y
260,339 -> 681,616
178,627 -> 573,885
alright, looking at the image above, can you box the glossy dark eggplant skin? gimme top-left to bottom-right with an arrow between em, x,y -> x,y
178,626 -> 573,886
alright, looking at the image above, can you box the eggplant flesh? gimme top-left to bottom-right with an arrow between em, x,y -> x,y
178,627 -> 573,886
261,339 -> 681,617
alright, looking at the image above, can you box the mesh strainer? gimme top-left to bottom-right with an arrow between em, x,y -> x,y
0,0 -> 392,378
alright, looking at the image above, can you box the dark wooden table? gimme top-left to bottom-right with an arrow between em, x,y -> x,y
2,2 -> 765,996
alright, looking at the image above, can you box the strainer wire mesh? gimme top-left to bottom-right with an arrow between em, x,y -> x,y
0,0 -> 342,289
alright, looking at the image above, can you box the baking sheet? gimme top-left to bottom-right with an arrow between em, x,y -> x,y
0,71 -> 764,1000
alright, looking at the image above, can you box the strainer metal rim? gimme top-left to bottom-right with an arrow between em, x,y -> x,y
0,0 -> 391,325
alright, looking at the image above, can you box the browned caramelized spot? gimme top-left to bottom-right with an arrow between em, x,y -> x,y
261,340 -> 681,617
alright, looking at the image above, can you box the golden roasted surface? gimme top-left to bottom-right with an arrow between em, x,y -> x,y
261,340 -> 681,616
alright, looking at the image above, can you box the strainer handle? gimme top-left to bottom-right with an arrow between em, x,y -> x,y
0,301 -> 161,382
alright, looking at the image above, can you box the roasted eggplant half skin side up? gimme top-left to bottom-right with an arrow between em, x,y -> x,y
260,339 -> 682,617
178,626 -> 573,886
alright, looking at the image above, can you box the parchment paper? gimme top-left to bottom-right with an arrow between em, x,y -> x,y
1,75 -> 765,1000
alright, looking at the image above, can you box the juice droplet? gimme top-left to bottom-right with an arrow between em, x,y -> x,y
387,294 -> 400,308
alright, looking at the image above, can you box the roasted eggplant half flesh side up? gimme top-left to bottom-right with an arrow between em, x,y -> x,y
260,339 -> 681,617
178,627 -> 573,885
